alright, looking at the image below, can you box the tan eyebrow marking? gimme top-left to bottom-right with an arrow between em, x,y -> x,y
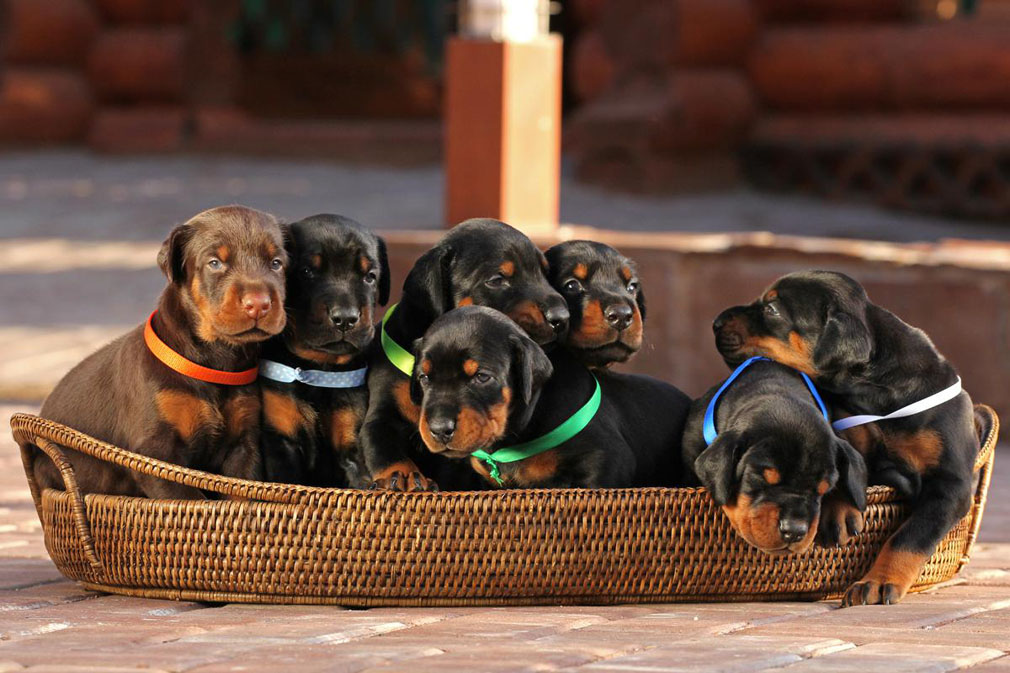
764,468 -> 781,485
216,246 -> 230,262
500,261 -> 515,277
463,359 -> 479,376
310,254 -> 322,269
573,263 -> 588,280
620,266 -> 632,282
421,359 -> 432,375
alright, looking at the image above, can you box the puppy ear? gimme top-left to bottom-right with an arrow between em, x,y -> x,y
401,244 -> 455,322
694,430 -> 744,506
376,235 -> 391,306
813,308 -> 872,373
508,333 -> 553,429
834,436 -> 868,512
635,286 -> 647,323
409,337 -> 425,405
157,223 -> 192,284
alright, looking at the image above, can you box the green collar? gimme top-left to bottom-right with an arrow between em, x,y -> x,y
472,375 -> 602,486
381,304 -> 415,376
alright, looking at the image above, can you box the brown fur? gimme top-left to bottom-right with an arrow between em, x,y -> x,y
156,390 -> 218,441
508,300 -> 547,333
500,261 -> 515,277
763,468 -> 781,485
224,394 -> 260,439
291,345 -> 352,366
573,263 -> 588,280
742,332 -> 816,376
463,359 -> 479,376
329,408 -> 358,452
516,450 -> 561,486
846,542 -> 928,604
457,296 -> 473,307
888,429 -> 944,473
262,389 -> 313,437
569,300 -> 611,348
394,379 -> 421,424
820,491 -> 864,546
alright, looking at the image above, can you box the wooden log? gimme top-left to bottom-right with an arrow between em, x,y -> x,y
569,72 -> 754,155
570,31 -> 617,103
599,0 -> 755,70
2,0 -> 99,65
652,72 -> 755,152
750,24 -> 1010,111
88,107 -> 187,153
87,28 -> 188,102
755,0 -> 910,22
752,114 -> 1010,146
0,69 -> 94,143
93,0 -> 191,24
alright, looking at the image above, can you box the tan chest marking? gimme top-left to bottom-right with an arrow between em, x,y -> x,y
156,390 -> 221,440
393,379 -> 420,424
224,394 -> 260,439
262,389 -> 315,437
330,407 -> 360,451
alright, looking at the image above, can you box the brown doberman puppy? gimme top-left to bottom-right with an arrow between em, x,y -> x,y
32,206 -> 288,498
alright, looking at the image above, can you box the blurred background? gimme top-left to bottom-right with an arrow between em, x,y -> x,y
2,0 -> 1010,424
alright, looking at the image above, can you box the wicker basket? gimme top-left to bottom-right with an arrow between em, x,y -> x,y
10,405 -> 998,607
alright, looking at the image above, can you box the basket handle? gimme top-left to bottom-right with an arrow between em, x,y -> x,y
33,438 -> 103,569
10,413 -> 332,505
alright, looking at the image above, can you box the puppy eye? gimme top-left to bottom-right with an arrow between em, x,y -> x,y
626,280 -> 639,294
473,372 -> 493,384
485,274 -> 510,289
363,270 -> 378,285
207,258 -> 223,270
764,302 -> 781,317
563,279 -> 583,293
417,374 -> 430,386
301,267 -> 314,278
270,258 -> 284,271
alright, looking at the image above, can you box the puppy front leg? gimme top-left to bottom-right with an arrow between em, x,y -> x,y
842,472 -> 973,606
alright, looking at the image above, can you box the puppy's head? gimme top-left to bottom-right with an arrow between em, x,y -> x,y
713,271 -> 873,378
158,205 -> 287,345
545,241 -> 645,368
401,219 -> 570,346
410,306 -> 552,458
282,214 -> 389,364
694,418 -> 867,554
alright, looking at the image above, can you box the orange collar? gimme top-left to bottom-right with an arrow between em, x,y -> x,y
144,311 -> 258,385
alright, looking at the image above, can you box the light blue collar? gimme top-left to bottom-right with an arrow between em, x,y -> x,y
703,356 -> 829,446
259,360 -> 368,388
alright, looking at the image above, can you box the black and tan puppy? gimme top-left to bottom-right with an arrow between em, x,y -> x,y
545,240 -> 645,368
259,214 -> 388,487
360,219 -> 570,491
682,358 -> 868,555
410,306 -> 690,488
32,206 -> 287,498
713,270 -> 978,605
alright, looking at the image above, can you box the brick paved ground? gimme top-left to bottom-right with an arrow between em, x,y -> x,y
2,152 -> 1010,671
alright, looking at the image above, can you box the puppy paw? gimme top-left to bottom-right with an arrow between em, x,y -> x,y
369,470 -> 439,492
816,497 -> 864,547
841,579 -> 906,607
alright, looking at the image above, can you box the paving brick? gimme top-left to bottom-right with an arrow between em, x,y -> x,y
778,642 -> 1004,672
967,655 -> 1010,672
0,559 -> 62,590
581,635 -> 852,672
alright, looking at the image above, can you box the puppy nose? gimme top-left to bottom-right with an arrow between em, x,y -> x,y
779,518 -> 809,544
428,417 -> 456,444
544,305 -> 570,333
329,308 -> 360,331
242,291 -> 272,320
713,309 -> 734,332
605,303 -> 634,331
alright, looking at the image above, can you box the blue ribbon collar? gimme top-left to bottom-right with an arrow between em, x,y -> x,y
703,356 -> 829,446
259,360 -> 368,388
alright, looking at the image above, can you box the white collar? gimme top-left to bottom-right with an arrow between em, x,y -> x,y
832,378 -> 962,432
259,360 -> 368,388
